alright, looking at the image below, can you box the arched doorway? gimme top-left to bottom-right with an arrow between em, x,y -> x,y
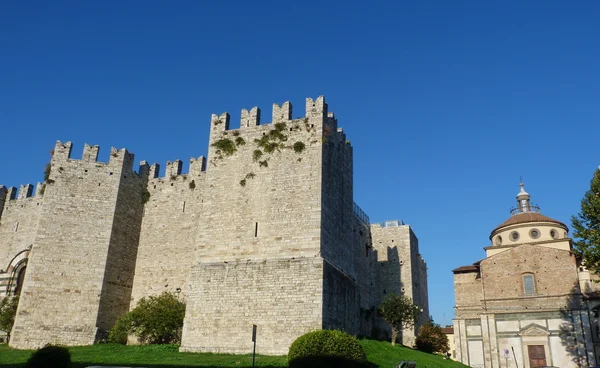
13,264 -> 27,296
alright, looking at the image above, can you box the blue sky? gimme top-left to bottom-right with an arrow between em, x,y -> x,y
1,1 -> 599,327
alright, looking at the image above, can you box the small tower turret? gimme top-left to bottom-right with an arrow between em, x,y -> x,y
511,182 -> 540,215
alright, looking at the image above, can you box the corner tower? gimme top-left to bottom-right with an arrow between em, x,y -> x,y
10,142 -> 149,348
180,97 -> 357,355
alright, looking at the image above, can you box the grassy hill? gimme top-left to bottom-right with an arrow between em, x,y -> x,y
0,340 -> 470,368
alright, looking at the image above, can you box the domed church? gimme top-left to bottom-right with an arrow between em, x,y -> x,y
453,184 -> 600,368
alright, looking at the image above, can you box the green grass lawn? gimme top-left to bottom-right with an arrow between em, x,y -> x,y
0,340 -> 470,368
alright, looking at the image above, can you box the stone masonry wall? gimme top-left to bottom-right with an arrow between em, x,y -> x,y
95,153 -> 148,334
10,142 -> 147,348
320,111 -> 361,334
182,98 -> 329,353
180,258 -> 323,355
479,244 -> 579,312
194,99 -> 325,262
453,271 -> 483,319
352,216 -> 375,336
130,157 -> 206,305
371,223 -> 427,345
0,185 -> 42,298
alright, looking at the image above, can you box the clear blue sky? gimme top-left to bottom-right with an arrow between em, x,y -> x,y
1,1 -> 599,327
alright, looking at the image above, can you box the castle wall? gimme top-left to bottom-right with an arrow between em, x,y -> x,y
370,223 -> 427,345
195,101 -> 324,262
0,185 -> 42,297
10,142 -> 146,348
352,215 -> 375,336
95,154 -> 148,333
0,96 -> 430,354
180,258 -> 324,355
130,158 -> 206,305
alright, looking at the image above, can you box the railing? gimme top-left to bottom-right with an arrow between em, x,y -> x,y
374,220 -> 405,227
510,205 -> 541,215
353,202 -> 370,225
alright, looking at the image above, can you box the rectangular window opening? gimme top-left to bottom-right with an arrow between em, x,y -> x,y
523,274 -> 535,295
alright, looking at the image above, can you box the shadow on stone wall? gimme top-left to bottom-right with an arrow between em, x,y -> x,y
559,281 -> 598,367
368,247 -> 404,344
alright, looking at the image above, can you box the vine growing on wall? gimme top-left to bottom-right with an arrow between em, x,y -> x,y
209,118 -> 319,186
211,138 -> 237,157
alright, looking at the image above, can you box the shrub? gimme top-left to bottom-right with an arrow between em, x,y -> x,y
211,138 -> 237,156
415,322 -> 449,354
235,136 -> 246,146
252,149 -> 263,162
26,345 -> 71,368
109,291 -> 185,344
108,313 -> 133,344
0,296 -> 18,343
293,141 -> 306,153
288,330 -> 367,368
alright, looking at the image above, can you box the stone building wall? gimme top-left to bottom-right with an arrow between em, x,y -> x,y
479,244 -> 579,309
10,142 -> 148,348
181,257 -> 324,355
0,185 -> 42,298
129,157 -> 206,305
454,245 -> 594,367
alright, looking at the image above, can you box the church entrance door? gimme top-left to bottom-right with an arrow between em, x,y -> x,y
527,345 -> 546,368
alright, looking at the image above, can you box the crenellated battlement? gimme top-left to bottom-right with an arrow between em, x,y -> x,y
241,107 -> 261,128
50,141 -> 148,178
146,156 -> 207,182
272,102 -> 292,124
17,184 -> 33,199
209,96 -> 329,136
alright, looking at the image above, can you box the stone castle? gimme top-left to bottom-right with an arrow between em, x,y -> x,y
0,96 -> 429,354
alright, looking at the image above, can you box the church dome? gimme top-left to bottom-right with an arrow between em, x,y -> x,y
490,212 -> 567,237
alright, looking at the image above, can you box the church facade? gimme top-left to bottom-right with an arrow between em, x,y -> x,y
453,184 -> 600,368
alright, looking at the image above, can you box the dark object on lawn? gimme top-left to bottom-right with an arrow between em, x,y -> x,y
26,344 -> 72,368
397,361 -> 417,368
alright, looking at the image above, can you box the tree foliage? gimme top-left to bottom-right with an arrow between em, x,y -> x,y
415,322 -> 449,354
572,168 -> 600,276
379,293 -> 422,346
108,292 -> 185,344
0,296 -> 19,342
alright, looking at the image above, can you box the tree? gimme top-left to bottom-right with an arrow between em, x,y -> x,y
0,296 -> 19,343
108,291 -> 185,344
572,168 -> 600,276
415,321 -> 449,354
379,293 -> 422,346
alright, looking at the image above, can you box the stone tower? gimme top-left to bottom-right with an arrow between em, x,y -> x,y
179,97 -> 360,354
9,142 -> 149,348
